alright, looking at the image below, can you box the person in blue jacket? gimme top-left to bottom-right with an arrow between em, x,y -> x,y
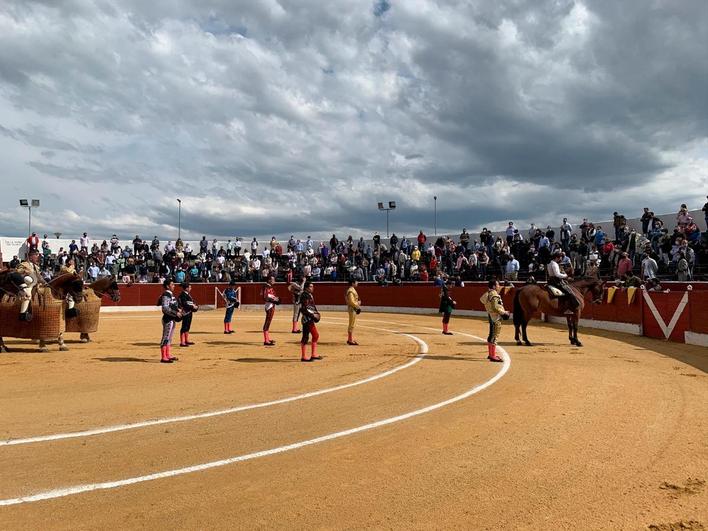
223,280 -> 241,334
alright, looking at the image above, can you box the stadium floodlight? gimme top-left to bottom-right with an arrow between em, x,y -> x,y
376,200 -> 396,237
19,198 -> 40,238
177,198 -> 182,240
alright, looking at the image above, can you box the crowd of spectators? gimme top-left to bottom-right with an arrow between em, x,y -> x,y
9,200 -> 708,285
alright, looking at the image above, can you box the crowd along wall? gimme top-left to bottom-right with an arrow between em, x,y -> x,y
2,206 -> 705,262
100,281 -> 708,346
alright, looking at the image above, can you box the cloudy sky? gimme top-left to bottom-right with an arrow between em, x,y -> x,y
0,0 -> 706,241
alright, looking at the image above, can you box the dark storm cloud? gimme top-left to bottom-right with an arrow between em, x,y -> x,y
0,0 -> 706,241
393,2 -> 676,187
373,1 -> 391,18
152,196 -> 566,243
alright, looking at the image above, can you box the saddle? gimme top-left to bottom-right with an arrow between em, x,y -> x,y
547,285 -> 564,297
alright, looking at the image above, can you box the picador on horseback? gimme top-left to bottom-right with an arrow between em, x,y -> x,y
15,249 -> 45,322
547,250 -> 580,315
514,256 -> 604,347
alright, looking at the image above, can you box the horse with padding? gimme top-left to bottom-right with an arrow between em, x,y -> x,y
65,277 -> 121,343
0,273 -> 85,352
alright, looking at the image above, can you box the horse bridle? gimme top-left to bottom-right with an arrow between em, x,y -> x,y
591,282 -> 605,304
47,274 -> 85,300
93,281 -> 121,302
573,277 -> 604,304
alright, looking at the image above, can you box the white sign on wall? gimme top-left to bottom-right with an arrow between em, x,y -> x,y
0,238 -> 28,261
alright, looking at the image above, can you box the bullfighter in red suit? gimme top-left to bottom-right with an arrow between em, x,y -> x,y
262,274 -> 280,346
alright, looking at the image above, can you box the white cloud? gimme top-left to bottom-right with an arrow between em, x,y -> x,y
0,0 -> 705,241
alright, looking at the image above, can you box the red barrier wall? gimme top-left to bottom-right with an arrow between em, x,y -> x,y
581,290 -> 642,325
102,282 -> 707,343
688,294 -> 708,335
642,291 -> 690,342
101,283 -> 293,308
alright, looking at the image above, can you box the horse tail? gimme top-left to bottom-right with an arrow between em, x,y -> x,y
513,288 -> 524,327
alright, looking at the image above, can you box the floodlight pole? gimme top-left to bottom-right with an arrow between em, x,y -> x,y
20,199 -> 39,237
377,201 -> 396,238
177,198 -> 182,240
434,196 -> 437,236
379,208 -> 391,238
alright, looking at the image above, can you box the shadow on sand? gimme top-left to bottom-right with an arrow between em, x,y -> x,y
230,357 -> 298,363
415,354 -> 488,362
528,321 -> 708,375
93,356 -> 154,363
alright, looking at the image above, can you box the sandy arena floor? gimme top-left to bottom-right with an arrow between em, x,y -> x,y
0,309 -> 706,530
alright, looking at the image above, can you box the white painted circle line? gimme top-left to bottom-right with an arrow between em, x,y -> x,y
0,338 -> 509,506
0,326 -> 427,447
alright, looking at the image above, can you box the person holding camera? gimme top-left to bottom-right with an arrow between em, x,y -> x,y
299,281 -> 322,362
345,278 -> 362,345
262,274 -> 280,346
480,278 -> 510,363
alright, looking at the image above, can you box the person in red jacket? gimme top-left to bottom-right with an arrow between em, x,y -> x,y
26,232 -> 40,255
262,274 -> 280,346
417,230 -> 426,248
616,252 -> 633,280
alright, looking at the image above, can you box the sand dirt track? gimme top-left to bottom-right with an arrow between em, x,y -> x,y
0,310 -> 706,530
